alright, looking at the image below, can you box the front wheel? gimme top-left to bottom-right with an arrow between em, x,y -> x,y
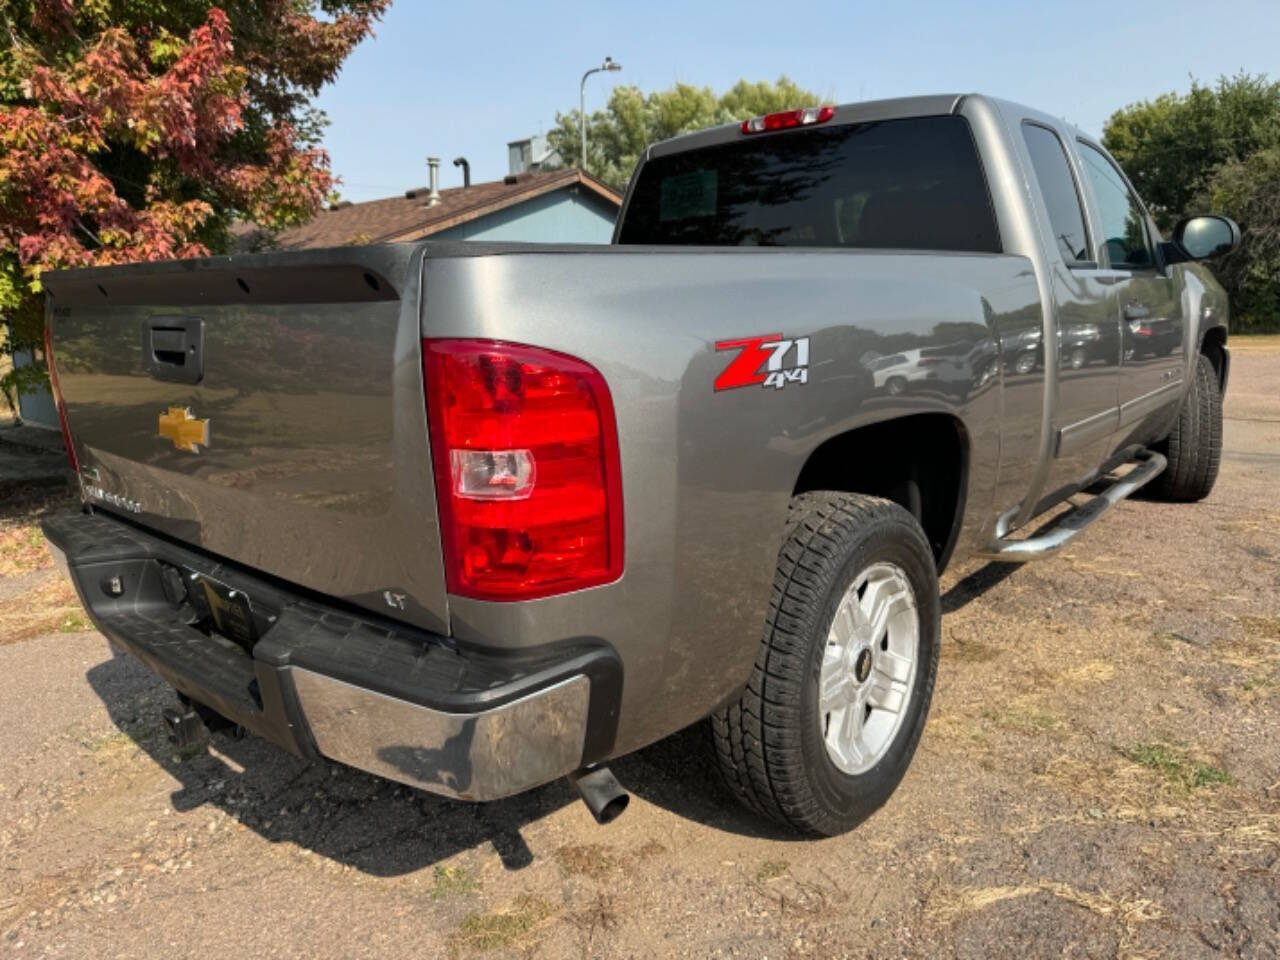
1148,351 -> 1222,502
709,492 -> 940,836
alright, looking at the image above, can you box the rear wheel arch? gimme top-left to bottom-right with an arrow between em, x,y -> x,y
792,413 -> 969,573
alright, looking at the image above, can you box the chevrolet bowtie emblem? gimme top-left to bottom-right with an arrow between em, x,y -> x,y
158,406 -> 210,453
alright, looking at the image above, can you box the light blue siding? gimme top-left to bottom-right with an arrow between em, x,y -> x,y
13,349 -> 58,428
432,186 -> 616,244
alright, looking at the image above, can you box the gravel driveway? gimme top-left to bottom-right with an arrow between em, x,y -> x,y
2,340 -> 1277,959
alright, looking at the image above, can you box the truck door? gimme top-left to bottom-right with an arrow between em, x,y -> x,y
1019,123 -> 1122,492
1075,140 -> 1186,436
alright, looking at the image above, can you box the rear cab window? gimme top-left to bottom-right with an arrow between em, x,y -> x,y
1021,123 -> 1093,266
618,116 -> 1001,254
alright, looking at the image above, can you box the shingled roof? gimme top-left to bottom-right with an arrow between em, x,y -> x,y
270,169 -> 622,250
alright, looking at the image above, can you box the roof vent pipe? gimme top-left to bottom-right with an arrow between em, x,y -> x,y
453,156 -> 470,188
426,156 -> 441,206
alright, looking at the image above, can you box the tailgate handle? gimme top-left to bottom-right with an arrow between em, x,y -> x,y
143,317 -> 204,384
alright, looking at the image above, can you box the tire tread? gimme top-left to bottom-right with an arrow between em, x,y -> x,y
709,492 -> 937,835
1151,352 -> 1222,502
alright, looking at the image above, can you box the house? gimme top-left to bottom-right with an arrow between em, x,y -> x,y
6,347 -> 58,429
269,165 -> 622,250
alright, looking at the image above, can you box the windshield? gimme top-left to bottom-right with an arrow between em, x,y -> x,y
618,116 -> 999,253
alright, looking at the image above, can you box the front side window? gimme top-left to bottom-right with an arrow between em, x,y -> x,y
1022,123 -> 1090,265
1077,142 -> 1153,269
619,116 -> 1001,254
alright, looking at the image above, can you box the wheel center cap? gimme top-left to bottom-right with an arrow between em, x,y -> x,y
854,648 -> 873,684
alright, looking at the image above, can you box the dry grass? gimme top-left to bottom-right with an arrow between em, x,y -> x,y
553,843 -> 618,881
1241,615 -> 1280,641
1061,659 -> 1117,685
1216,511 -> 1280,536
1179,814 -> 1280,856
451,895 -> 554,954
991,698 -> 1067,736
1037,745 -> 1280,860
430,865 -> 478,900
0,484 -> 75,577
0,482 -> 87,644
0,522 -> 49,577
1230,334 -> 1280,353
945,637 -> 1001,663
0,578 -> 91,645
755,859 -> 789,882
927,879 -> 1164,927
1219,617 -> 1280,674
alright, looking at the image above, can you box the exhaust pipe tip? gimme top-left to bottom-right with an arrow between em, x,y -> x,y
568,766 -> 629,825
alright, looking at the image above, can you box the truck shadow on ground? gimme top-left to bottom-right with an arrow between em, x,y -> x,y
940,560 -> 1021,613
85,651 -> 787,878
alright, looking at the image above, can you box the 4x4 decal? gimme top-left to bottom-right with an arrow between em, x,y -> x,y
714,334 -> 810,391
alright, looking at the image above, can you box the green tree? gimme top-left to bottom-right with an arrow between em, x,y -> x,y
1195,148 -> 1280,328
0,0 -> 388,417
1103,73 -> 1280,330
547,76 -> 826,189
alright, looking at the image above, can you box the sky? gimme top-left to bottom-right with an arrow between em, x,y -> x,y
315,0 -> 1280,202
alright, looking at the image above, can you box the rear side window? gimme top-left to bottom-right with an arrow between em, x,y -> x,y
618,116 -> 1001,253
1021,123 -> 1091,265
1077,141 -> 1154,270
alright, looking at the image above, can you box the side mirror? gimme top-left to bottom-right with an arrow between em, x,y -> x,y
1172,215 -> 1240,261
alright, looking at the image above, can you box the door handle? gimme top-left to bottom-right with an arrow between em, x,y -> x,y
142,316 -> 205,384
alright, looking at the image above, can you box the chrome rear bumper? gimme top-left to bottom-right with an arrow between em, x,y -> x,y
42,509 -> 621,804
292,671 -> 590,802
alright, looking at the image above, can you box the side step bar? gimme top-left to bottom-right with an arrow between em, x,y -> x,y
976,450 -> 1167,563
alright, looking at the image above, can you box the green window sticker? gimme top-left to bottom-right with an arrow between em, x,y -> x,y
659,169 -> 718,222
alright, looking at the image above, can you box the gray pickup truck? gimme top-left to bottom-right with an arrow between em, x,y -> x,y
42,94 -> 1239,836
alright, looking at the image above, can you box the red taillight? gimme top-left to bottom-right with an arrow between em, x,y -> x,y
741,105 -> 835,135
423,339 -> 624,601
43,323 -> 79,475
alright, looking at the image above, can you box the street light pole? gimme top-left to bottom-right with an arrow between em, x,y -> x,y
580,56 -> 621,175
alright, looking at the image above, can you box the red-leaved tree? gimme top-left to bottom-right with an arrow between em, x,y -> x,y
0,1 -> 388,411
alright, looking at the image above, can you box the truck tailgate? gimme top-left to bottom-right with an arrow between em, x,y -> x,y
42,245 -> 449,634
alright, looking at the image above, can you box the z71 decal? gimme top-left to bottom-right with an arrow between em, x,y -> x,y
714,334 -> 810,392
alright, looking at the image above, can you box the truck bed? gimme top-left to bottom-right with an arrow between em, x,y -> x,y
45,240 -> 1040,755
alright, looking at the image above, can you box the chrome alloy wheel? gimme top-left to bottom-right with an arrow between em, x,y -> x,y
819,562 -> 919,775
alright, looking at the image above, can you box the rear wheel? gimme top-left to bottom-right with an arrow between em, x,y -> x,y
1148,352 -> 1222,502
709,492 -> 940,836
